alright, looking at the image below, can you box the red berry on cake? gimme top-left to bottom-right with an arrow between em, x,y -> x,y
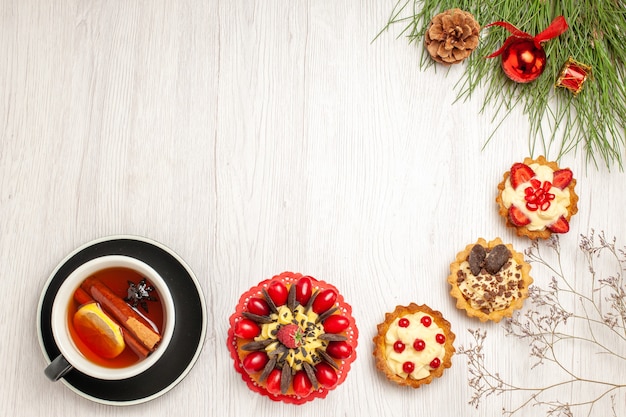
247,297 -> 270,316
243,351 -> 269,373
292,371 -> 313,397
314,362 -> 338,388
294,276 -> 313,305
322,314 -> 350,334
267,281 -> 289,306
402,361 -> 415,374
326,341 -> 353,359
265,369 -> 282,394
413,339 -> 426,351
234,318 -> 261,339
276,324 -> 303,349
312,288 -> 337,314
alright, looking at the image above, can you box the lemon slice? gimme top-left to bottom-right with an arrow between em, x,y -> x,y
73,303 -> 126,359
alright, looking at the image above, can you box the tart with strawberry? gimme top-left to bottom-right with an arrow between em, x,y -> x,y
373,303 -> 455,388
227,272 -> 358,404
496,156 -> 578,239
448,238 -> 533,322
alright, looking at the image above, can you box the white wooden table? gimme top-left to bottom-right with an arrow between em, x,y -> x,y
1,1 -> 624,416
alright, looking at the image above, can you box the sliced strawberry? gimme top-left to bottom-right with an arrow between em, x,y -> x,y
509,205 -> 531,226
510,163 -> 535,188
552,168 -> 573,190
547,216 -> 570,233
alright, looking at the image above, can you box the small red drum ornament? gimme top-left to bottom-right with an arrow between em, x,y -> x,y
486,16 -> 568,83
556,57 -> 592,95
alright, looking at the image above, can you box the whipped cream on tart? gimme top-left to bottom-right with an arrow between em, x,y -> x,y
373,304 -> 454,388
448,238 -> 533,322
228,272 -> 358,404
497,155 -> 578,240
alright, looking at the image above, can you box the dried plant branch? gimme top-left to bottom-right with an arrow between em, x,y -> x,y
458,231 -> 626,416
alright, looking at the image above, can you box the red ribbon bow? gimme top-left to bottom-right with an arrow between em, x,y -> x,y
485,16 -> 569,59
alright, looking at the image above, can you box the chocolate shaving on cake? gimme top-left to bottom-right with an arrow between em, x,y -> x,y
269,344 -> 288,359
242,311 -> 274,324
316,348 -> 339,370
468,244 -> 486,275
259,356 -> 277,382
468,243 -> 512,275
318,333 -> 347,342
303,289 -> 319,314
241,339 -> 274,351
316,306 -> 339,323
302,362 -> 319,389
287,283 -> 297,311
262,288 -> 279,314
280,361 -> 292,394
278,347 -> 289,364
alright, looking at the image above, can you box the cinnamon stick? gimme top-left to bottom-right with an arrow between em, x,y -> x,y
80,277 -> 162,352
74,287 -> 94,306
73,287 -> 151,359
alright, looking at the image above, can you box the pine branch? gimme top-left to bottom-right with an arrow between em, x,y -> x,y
377,0 -> 626,170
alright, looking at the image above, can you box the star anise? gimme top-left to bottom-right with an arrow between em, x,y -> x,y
125,279 -> 158,313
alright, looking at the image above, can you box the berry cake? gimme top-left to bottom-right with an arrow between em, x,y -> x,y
448,238 -> 533,322
227,272 -> 358,404
496,156 -> 578,239
373,303 -> 454,388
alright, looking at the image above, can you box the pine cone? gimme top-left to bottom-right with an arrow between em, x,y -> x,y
424,9 -> 480,65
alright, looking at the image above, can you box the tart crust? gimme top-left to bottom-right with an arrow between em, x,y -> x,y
496,155 -> 578,240
448,237 -> 533,322
373,303 -> 455,388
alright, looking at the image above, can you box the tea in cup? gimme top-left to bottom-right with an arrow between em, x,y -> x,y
44,255 -> 175,381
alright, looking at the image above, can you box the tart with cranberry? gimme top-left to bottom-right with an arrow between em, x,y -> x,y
448,237 -> 532,322
373,303 -> 454,388
496,156 -> 578,239
227,272 -> 358,404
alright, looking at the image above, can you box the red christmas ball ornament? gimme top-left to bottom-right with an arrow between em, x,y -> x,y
486,16 -> 568,83
500,38 -> 546,83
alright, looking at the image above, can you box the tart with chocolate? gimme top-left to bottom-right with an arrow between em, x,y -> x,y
448,238 -> 533,322
227,272 -> 358,404
496,156 -> 578,239
373,303 -> 455,388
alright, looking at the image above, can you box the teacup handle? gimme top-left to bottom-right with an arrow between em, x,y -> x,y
44,354 -> 73,381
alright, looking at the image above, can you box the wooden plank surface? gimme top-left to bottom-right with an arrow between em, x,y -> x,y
1,1 -> 624,416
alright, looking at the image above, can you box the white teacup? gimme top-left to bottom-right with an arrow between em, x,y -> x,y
44,255 -> 175,381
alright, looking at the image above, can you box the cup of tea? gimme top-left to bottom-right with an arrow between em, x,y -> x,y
44,255 -> 175,381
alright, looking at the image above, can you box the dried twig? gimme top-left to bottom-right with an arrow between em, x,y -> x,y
458,231 -> 626,416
